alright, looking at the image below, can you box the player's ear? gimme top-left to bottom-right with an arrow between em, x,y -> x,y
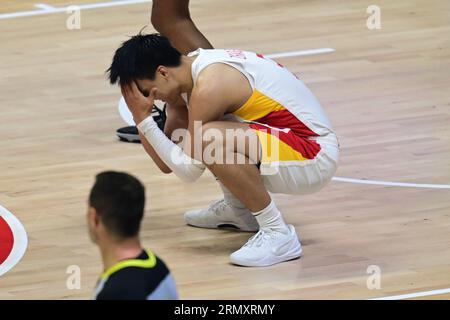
157,66 -> 169,78
88,206 -> 100,227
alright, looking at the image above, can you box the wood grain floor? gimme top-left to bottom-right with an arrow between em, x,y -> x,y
0,0 -> 449,299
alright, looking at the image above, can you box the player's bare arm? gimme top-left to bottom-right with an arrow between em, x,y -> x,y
187,63 -> 253,160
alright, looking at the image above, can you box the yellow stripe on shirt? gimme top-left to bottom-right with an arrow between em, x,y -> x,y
101,250 -> 157,279
233,90 -> 286,121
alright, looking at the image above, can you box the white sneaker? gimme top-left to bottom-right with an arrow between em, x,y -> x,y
230,224 -> 302,267
184,199 -> 259,232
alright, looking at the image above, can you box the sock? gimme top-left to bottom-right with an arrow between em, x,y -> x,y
218,180 -> 246,210
253,200 -> 288,232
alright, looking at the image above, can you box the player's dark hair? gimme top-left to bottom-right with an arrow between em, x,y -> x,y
107,33 -> 182,85
89,171 -> 145,238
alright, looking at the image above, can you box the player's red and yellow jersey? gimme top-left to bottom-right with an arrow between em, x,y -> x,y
189,49 -> 336,166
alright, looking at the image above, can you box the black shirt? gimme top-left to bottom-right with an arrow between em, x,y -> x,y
93,249 -> 178,300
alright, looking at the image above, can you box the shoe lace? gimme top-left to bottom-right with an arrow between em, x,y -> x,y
244,229 -> 275,248
209,199 -> 228,216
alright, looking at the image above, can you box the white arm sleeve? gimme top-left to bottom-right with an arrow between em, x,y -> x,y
137,116 -> 206,183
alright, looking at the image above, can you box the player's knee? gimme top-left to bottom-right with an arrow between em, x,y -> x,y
150,10 -> 165,33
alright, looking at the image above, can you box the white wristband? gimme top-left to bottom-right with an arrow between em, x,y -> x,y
137,116 -> 205,183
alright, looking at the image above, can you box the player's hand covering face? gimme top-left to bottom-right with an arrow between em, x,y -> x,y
121,81 -> 156,125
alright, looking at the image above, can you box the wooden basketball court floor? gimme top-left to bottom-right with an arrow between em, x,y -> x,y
0,0 -> 449,300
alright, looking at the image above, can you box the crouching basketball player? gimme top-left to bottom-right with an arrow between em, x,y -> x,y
88,171 -> 178,299
107,34 -> 339,267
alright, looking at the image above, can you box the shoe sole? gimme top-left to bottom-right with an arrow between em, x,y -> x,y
186,221 -> 259,232
117,133 -> 141,143
230,247 -> 302,267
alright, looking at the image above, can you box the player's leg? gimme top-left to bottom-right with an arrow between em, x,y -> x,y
199,121 -> 269,212
151,0 -> 213,54
184,116 -> 260,232
198,121 -> 302,267
184,117 -> 261,231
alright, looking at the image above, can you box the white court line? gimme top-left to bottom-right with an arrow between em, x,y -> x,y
369,288 -> 450,300
267,48 -> 335,58
332,177 -> 450,189
0,0 -> 151,20
34,3 -> 57,12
